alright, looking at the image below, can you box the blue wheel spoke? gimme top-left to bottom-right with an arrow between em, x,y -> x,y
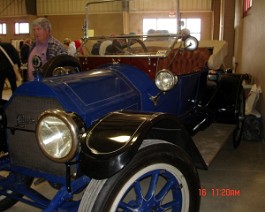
156,180 -> 175,200
118,169 -> 184,211
145,171 -> 159,200
134,179 -> 144,204
118,179 -> 144,210
118,201 -> 135,211
161,200 -> 181,210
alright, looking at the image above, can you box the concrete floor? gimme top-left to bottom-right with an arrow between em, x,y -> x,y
2,88 -> 265,211
199,140 -> 265,212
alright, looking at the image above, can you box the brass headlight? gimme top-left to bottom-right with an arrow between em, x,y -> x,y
36,109 -> 85,163
155,69 -> 178,91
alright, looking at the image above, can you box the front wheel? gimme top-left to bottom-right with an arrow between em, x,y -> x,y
78,139 -> 200,212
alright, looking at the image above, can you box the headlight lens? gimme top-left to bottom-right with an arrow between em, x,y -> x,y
36,110 -> 85,163
155,69 -> 178,91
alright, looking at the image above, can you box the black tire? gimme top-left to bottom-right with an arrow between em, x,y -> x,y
233,86 -> 245,148
0,172 -> 33,211
41,54 -> 81,77
78,139 -> 200,212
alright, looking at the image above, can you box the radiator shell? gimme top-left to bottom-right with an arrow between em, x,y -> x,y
5,95 -> 67,176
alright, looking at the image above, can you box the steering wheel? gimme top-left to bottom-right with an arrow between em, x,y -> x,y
41,55 -> 81,77
123,38 -> 148,54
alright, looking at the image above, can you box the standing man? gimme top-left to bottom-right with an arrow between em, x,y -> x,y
27,17 -> 67,81
180,28 -> 191,41
0,42 -> 21,100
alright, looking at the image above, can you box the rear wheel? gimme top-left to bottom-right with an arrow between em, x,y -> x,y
78,139 -> 200,212
233,86 -> 245,148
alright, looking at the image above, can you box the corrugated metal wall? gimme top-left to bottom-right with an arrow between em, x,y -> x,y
37,0 -> 85,15
0,0 -> 27,16
0,0 -> 212,17
180,0 -> 212,11
130,0 -> 212,12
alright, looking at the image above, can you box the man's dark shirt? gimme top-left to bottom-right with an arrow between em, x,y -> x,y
0,42 -> 21,71
0,42 -> 21,99
20,43 -> 30,64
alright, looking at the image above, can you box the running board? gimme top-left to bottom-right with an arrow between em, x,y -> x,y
192,123 -> 236,167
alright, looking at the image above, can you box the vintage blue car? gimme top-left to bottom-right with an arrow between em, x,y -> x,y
0,1 -> 248,211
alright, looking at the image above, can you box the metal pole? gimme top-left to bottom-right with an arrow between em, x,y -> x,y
219,0 -> 225,40
176,0 -> 181,34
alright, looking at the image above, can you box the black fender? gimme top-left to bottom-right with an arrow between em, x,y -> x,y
206,73 -> 247,123
79,111 -> 207,179
41,54 -> 81,77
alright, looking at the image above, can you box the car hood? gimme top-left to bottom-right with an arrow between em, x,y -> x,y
11,64 -> 154,125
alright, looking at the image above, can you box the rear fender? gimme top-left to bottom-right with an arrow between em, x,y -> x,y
79,111 -> 207,179
206,73 -> 246,122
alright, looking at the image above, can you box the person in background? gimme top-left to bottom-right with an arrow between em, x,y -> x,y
91,40 -> 102,55
63,38 -> 76,56
19,40 -> 24,51
27,17 -> 67,81
20,38 -> 32,82
106,39 -> 121,54
106,36 -> 126,54
99,39 -> 112,55
99,34 -> 116,55
146,29 -> 157,41
20,38 -> 32,64
74,39 -> 84,56
0,42 -> 21,99
180,28 -> 191,41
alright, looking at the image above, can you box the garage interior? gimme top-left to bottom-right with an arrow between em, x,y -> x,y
1,0 -> 265,211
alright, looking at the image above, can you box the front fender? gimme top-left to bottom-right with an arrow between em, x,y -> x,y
79,111 -> 206,179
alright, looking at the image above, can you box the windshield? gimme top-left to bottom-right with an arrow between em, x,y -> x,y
77,0 -> 182,57
78,34 -> 183,57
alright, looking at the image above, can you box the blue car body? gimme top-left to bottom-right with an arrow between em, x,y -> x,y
13,63 -> 205,126
0,32 -> 247,210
